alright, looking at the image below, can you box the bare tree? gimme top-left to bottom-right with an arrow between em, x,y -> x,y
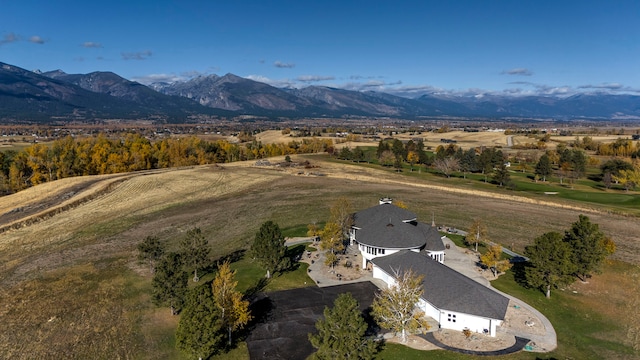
433,157 -> 459,178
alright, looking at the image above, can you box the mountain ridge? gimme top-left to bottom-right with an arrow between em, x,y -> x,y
1,61 -> 639,123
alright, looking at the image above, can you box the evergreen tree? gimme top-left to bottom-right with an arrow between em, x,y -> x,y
391,139 -> 406,160
376,140 -> 389,158
338,146 -> 353,160
352,147 -> 365,162
563,215 -> 610,281
535,153 -> 553,182
176,284 -> 225,360
180,227 -> 210,282
251,220 -> 290,278
493,162 -> 511,187
152,252 -> 189,315
212,261 -> 252,346
371,269 -> 430,342
525,232 -> 576,298
309,293 -> 377,360
137,235 -> 164,274
459,148 -> 478,178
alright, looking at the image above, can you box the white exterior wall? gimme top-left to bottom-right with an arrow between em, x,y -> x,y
439,310 -> 500,336
418,298 -> 441,321
372,264 -> 501,337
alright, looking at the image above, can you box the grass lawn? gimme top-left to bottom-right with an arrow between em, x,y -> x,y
490,261 -> 638,360
230,244 -> 315,294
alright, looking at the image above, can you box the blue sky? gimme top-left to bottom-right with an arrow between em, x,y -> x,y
1,0 -> 639,97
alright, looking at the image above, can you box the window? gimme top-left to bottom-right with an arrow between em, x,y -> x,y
447,314 -> 456,323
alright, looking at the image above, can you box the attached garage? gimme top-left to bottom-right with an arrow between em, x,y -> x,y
372,250 -> 509,337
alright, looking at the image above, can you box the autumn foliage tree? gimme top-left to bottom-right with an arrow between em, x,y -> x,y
467,218 -> 488,252
212,261 -> 252,346
0,133 -> 334,195
371,269 -> 430,343
480,245 -> 512,277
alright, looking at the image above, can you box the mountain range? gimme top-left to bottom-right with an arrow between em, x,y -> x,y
1,61 -> 639,123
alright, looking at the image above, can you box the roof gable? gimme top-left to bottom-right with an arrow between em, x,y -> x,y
371,251 -> 509,320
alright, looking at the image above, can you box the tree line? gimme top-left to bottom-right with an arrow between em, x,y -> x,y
336,137 -> 640,191
0,134 -> 333,195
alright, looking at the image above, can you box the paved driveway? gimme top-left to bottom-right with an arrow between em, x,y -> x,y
246,282 -> 379,359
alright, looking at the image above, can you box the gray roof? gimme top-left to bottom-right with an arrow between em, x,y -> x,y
371,250 -> 509,320
353,203 -> 417,228
353,204 -> 444,251
419,222 -> 446,252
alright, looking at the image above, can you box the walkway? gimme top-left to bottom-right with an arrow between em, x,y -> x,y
420,333 -> 531,356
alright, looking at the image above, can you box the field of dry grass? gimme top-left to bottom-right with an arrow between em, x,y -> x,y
1,155 -> 639,358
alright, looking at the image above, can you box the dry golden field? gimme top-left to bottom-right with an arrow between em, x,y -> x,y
1,155 -> 639,358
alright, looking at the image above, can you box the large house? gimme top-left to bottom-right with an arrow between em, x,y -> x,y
350,198 -> 446,269
350,198 -> 510,337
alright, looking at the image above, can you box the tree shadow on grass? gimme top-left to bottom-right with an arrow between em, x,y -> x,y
511,261 -> 530,288
245,277 -> 269,299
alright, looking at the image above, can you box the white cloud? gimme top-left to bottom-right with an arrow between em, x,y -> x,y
274,60 -> 295,68
578,83 -> 624,90
121,50 -> 152,60
245,74 -> 297,88
0,32 -> 20,45
28,35 -> 46,44
296,75 -> 335,82
502,68 -> 533,76
82,41 -> 102,48
131,73 -> 186,84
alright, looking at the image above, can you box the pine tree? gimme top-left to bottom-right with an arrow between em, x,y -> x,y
563,215 -> 609,281
180,227 -> 210,282
535,153 -> 552,182
137,235 -> 164,274
176,284 -> 224,360
524,232 -> 576,298
251,221 -> 290,278
372,269 -> 430,342
152,252 -> 189,315
493,162 -> 511,187
212,261 -> 252,346
309,293 -> 377,360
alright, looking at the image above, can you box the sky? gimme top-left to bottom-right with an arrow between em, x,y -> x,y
1,0 -> 639,98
